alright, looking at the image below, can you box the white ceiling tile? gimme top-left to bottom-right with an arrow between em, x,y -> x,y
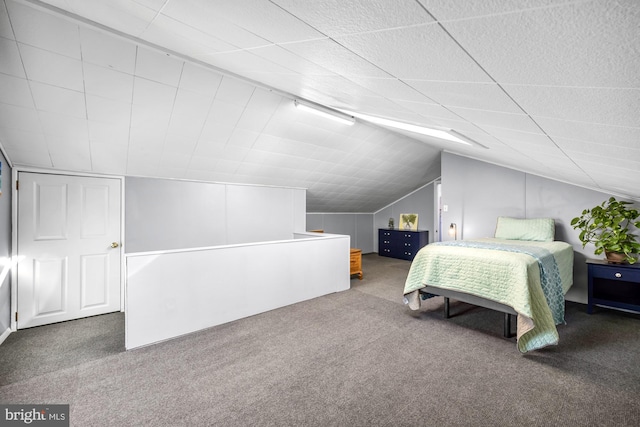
46,133 -> 89,151
132,77 -> 177,109
128,124 -> 166,149
449,107 -> 541,134
438,1 -> 640,87
135,46 -> 184,86
0,126 -> 47,151
163,133 -> 197,154
79,26 -> 137,74
236,107 -> 274,133
179,62 -> 222,98
38,111 -> 88,139
129,104 -> 171,133
392,100 -> 465,122
160,0 -> 271,49
477,125 -> 551,147
227,128 -> 259,149
172,89 -> 212,121
127,144 -> 162,163
505,85 -> 640,128
88,120 -> 130,146
348,77 -> 430,103
0,103 -> 40,131
336,24 -> 491,82
166,113 -> 206,139
272,0 -> 434,36
0,1 -> 13,39
283,38 -> 391,79
132,0 -> 166,12
187,154 -> 218,170
561,138 -> 640,160
205,0 -> 323,44
0,37 -> 25,77
407,81 -> 522,113
85,94 -> 131,126
83,63 -> 134,103
214,77 -> 256,107
249,45 -> 335,77
51,0 -> 157,38
198,121 -> 234,145
7,0 -> 80,58
419,0 -> 555,20
5,147 -> 51,167
19,43 -> 84,91
141,13 -> 240,57
30,81 -> 86,118
159,153 -> 190,171
207,99 -> 244,126
196,49 -> 295,79
90,141 -> 127,174
0,74 -> 33,108
534,116 -> 640,151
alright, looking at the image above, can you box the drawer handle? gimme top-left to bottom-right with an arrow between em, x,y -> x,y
615,272 -> 622,278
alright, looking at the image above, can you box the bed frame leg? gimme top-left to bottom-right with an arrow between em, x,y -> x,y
504,313 -> 514,338
444,297 -> 450,319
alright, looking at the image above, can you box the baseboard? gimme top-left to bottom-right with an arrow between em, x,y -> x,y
0,327 -> 11,346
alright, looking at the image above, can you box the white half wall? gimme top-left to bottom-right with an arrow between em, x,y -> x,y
125,233 -> 350,349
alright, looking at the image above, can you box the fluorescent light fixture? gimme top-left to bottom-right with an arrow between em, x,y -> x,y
341,110 -> 488,148
294,100 -> 355,126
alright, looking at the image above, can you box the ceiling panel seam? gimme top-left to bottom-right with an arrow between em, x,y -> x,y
418,2 -> 597,186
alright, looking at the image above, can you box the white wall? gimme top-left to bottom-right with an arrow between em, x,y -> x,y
126,177 -> 306,252
441,152 -> 632,303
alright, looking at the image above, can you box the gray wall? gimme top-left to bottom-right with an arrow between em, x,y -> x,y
373,182 -> 437,250
441,152 -> 627,303
0,152 -> 11,333
307,181 -> 438,254
126,177 -> 306,253
306,213 -> 373,253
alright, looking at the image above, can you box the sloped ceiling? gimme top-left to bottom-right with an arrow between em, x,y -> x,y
0,0 -> 638,213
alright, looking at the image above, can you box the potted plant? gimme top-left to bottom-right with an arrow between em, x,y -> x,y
571,197 -> 640,264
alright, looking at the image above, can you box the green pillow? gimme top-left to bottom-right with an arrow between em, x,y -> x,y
494,217 -> 555,242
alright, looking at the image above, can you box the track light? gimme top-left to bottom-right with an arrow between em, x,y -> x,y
340,110 -> 488,148
294,100 -> 355,126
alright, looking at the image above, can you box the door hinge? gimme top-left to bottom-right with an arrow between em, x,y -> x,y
16,180 -> 19,190
15,312 -> 18,322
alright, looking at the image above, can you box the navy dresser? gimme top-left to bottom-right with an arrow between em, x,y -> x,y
378,228 -> 428,261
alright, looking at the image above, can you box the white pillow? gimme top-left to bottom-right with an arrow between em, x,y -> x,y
494,217 -> 555,242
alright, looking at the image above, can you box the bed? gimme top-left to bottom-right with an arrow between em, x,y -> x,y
403,217 -> 574,353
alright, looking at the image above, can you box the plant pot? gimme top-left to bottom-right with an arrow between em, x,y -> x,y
605,251 -> 627,264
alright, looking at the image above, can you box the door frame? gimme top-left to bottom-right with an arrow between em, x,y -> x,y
11,167 -> 125,331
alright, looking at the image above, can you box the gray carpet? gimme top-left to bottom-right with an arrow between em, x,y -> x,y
1,254 -> 639,426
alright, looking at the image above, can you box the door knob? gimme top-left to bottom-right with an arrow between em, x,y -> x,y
111,242 -> 119,248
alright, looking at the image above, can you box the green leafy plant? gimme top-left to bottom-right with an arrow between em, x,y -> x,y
571,197 -> 640,264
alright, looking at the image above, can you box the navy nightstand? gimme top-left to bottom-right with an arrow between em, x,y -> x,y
587,260 -> 640,314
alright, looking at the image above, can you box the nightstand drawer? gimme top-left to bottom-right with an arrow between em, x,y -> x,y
587,260 -> 640,314
589,265 -> 640,283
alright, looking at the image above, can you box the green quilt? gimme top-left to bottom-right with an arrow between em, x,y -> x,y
403,238 -> 574,353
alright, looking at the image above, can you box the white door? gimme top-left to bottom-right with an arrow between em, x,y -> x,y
17,172 -> 122,329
